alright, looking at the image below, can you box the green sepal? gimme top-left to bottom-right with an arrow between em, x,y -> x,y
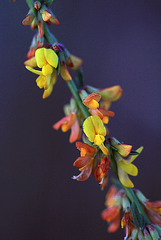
131,202 -> 145,229
138,230 -> 144,240
154,224 -> 161,237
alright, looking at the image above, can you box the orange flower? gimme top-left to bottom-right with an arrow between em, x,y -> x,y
102,186 -> 122,233
83,93 -> 101,109
90,108 -> 115,124
53,112 -> 81,143
145,201 -> 161,215
102,206 -> 121,233
72,142 -> 97,181
93,157 -> 110,188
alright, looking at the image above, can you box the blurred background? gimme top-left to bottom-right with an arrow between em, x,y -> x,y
0,0 -> 161,239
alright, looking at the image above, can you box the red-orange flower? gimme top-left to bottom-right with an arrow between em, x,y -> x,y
145,201 -> 161,215
102,206 -> 121,233
72,142 -> 97,181
90,108 -> 115,124
93,156 -> 110,189
83,93 -> 101,109
53,112 -> 81,143
102,186 -> 121,233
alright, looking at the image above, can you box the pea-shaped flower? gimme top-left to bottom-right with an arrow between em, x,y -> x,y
83,115 -> 108,155
26,48 -> 58,99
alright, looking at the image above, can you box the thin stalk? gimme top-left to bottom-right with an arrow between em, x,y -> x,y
44,24 -> 58,43
66,81 -> 90,119
26,0 -> 34,8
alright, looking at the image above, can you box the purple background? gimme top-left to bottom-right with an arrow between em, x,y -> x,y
0,0 -> 161,239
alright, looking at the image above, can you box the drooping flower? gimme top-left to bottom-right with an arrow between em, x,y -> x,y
25,48 -> 58,98
93,156 -> 110,188
109,138 -> 143,188
53,111 -> 81,143
83,115 -> 109,155
83,93 -> 101,109
90,108 -> 115,124
72,142 -> 97,181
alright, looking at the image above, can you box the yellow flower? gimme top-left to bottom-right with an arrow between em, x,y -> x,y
25,48 -> 58,99
83,115 -> 108,155
116,147 -> 143,188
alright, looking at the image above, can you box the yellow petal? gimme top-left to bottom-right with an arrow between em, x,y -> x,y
44,75 -> 51,90
51,69 -> 57,85
35,48 -> 47,68
36,75 -> 46,89
24,57 -> 37,68
60,63 -> 72,81
130,147 -> 143,163
25,66 -> 42,75
100,144 -> 109,155
42,63 -> 53,76
118,161 -> 138,176
44,48 -> 58,68
118,166 -> 134,188
83,117 -> 95,142
42,84 -> 53,99
91,115 -> 106,136
94,134 -> 105,146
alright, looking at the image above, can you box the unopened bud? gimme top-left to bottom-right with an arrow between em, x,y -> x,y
129,228 -> 139,240
122,195 -> 131,211
143,228 -> 152,240
153,224 -> 161,237
135,189 -> 148,204
34,1 -> 41,10
138,230 -> 144,240
70,98 -> 77,112
147,224 -> 160,239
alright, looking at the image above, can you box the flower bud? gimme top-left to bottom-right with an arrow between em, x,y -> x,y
34,1 -> 41,10
143,228 -> 152,240
147,224 -> 160,239
135,189 -> 148,204
138,230 -> 144,240
122,195 -> 131,211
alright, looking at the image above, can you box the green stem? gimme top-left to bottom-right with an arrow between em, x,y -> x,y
44,24 -> 58,43
26,0 -> 34,8
66,81 -> 90,119
123,187 -> 150,224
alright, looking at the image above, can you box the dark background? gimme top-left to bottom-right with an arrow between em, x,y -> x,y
0,1 -> 161,239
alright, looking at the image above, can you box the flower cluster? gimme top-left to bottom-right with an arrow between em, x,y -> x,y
25,45 -> 82,98
102,185 -> 161,239
23,0 -> 60,38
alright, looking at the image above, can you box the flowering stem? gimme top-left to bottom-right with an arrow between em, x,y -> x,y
123,187 -> 150,224
66,81 -> 90,119
44,24 -> 89,119
26,0 -> 34,8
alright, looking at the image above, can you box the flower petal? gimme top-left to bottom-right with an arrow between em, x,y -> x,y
70,118 -> 81,143
118,161 -> 138,176
42,84 -> 53,99
44,48 -> 58,68
36,75 -> 46,89
25,66 -> 42,75
130,146 -> 143,163
72,164 -> 92,181
60,63 -> 72,81
83,117 -> 95,142
118,165 -> 134,188
24,57 -> 37,68
73,156 -> 91,168
42,63 -> 53,76
35,48 -> 47,68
